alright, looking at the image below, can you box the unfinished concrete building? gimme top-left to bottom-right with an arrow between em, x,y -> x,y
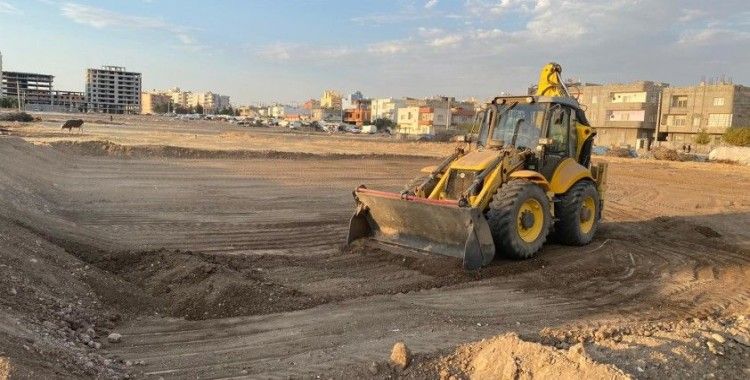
1,71 -> 54,105
86,66 -> 142,114
577,81 -> 669,147
657,83 -> 750,146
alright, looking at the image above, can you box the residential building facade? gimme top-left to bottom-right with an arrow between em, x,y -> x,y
320,89 -> 342,109
397,106 -> 451,135
141,92 -> 172,114
86,66 -> 142,114
343,99 -> 371,126
577,81 -> 668,147
342,91 -> 364,110
371,98 -> 406,121
657,83 -> 750,146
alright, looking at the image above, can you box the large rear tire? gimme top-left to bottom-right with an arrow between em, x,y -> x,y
487,180 -> 551,259
552,180 -> 600,245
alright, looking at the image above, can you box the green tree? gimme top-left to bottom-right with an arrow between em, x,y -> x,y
694,128 -> 711,145
153,102 -> 170,114
373,117 -> 396,131
195,104 -> 204,114
218,106 -> 234,116
0,97 -> 18,109
723,127 -> 750,147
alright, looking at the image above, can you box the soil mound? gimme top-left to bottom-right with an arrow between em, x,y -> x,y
652,146 -> 680,161
435,333 -> 628,379
606,147 -> 632,158
88,249 -> 319,320
49,140 -> 430,160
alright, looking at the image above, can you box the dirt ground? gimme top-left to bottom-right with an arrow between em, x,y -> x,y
0,114 -> 748,379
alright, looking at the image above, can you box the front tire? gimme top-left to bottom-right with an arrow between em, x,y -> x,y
487,180 -> 552,259
552,181 -> 600,245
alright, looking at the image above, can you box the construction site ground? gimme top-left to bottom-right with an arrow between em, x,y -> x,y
0,114 -> 748,379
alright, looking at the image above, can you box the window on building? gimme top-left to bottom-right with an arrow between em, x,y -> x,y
591,96 -> 598,104
693,116 -> 701,127
707,113 -> 732,127
666,114 -> 687,126
713,97 -> 725,106
671,96 -> 687,107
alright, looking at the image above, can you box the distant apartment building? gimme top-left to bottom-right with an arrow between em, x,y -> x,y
86,66 -> 142,114
166,88 -> 190,108
320,89 -> 342,109
140,92 -> 172,114
342,91 -> 364,110
343,99 -> 371,126
160,88 -> 230,113
397,106 -> 451,135
657,83 -> 750,146
371,98 -> 406,121
1,71 -> 54,105
1,68 -> 85,112
189,92 -> 230,113
577,81 -> 668,147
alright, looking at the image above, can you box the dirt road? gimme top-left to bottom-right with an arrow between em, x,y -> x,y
0,120 -> 748,378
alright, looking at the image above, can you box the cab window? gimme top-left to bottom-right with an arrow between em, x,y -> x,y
547,106 -> 570,155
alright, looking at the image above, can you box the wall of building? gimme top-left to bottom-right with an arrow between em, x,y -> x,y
658,84 -> 750,147
578,81 -> 667,147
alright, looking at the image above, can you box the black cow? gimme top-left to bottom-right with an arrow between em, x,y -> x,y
61,119 -> 84,132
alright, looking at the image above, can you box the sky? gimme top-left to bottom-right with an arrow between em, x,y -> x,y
0,0 -> 749,105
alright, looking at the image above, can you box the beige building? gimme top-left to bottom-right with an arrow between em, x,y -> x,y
320,89 -> 342,109
371,98 -> 406,121
657,83 -> 750,146
140,92 -> 172,114
397,106 -> 451,135
578,81 -> 668,147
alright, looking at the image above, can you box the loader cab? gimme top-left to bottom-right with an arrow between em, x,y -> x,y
478,96 -> 593,179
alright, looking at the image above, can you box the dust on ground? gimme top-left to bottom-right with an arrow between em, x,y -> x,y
0,114 -> 749,378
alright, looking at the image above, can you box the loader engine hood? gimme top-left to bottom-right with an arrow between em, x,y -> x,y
449,150 -> 500,171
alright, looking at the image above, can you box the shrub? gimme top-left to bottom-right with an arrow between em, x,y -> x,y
723,127 -> 750,147
694,128 -> 711,145
0,112 -> 34,122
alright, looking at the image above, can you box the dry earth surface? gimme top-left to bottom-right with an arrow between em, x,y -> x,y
0,113 -> 748,379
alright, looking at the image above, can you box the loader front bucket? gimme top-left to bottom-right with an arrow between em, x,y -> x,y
347,187 -> 495,270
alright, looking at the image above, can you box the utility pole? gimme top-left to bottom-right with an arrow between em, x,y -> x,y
16,80 -> 21,112
653,90 -> 663,147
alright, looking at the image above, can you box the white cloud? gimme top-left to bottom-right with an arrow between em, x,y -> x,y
465,0 -> 536,17
60,3 -> 202,50
0,1 -> 20,14
429,34 -> 464,47
367,40 -> 411,55
425,0 -> 439,9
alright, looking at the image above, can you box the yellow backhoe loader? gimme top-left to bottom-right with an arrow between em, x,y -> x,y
347,63 -> 608,270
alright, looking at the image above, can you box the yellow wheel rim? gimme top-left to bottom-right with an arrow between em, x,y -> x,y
516,198 -> 544,243
580,196 -> 596,234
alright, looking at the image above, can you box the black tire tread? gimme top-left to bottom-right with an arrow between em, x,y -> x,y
487,179 -> 551,259
552,180 -> 600,246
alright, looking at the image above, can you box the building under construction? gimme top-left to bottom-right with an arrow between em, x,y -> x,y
86,66 -> 142,114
